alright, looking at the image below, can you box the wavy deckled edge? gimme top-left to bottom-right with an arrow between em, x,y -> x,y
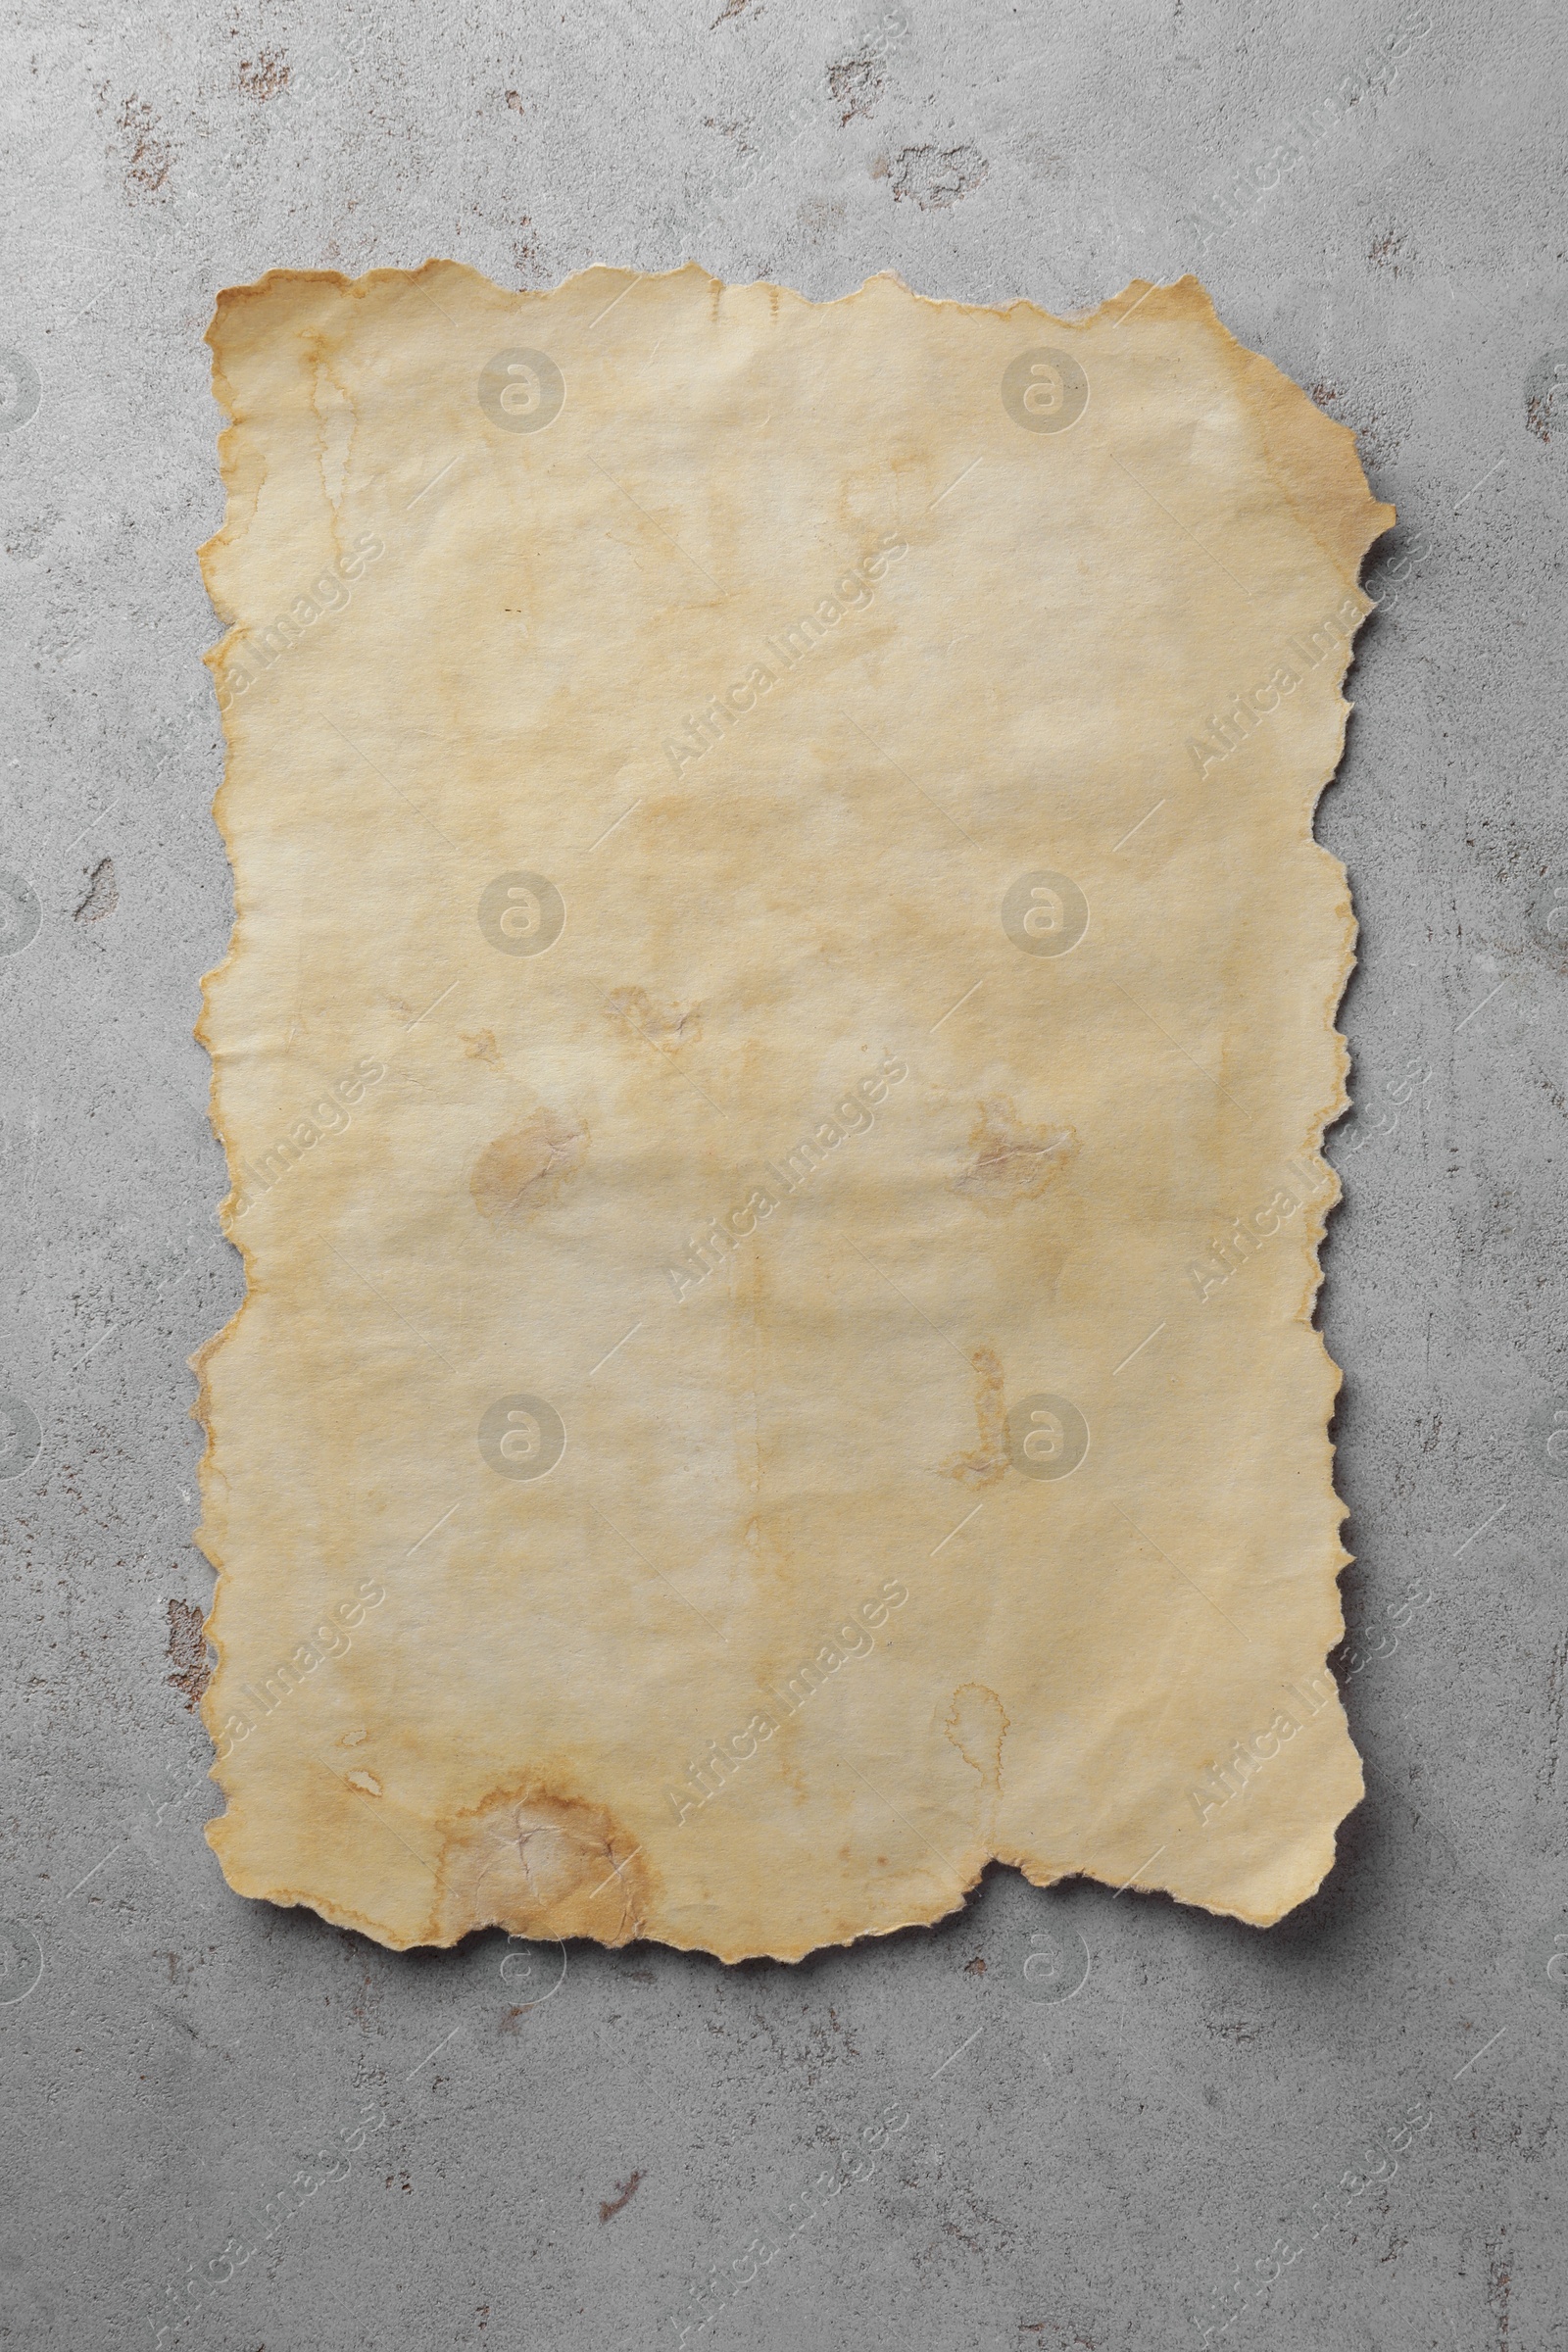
191,265 -> 1394,1959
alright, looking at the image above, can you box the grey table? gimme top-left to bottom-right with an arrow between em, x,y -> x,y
2,2 -> 1565,2345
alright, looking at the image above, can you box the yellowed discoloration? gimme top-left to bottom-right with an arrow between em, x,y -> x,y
195,264 -> 1388,1959
946,1682 -> 1010,1844
429,1784 -> 649,1945
604,985 -> 704,1054
939,1344 -> 1011,1488
469,1107 -> 588,1222
946,1683 -> 1009,1788
951,1096 -> 1078,1212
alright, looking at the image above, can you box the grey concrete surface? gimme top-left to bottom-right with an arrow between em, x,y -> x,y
2,0 -> 1566,2345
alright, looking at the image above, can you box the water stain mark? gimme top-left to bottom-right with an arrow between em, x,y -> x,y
946,1682 -> 1008,1789
605,985 -> 703,1054
951,1097 -> 1077,1213
940,1344 -> 1009,1488
433,1785 -> 646,1944
471,1108 -> 588,1222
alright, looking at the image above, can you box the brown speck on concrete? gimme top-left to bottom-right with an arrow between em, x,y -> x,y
710,0 -> 750,22
237,50 -> 290,100
1526,349 -> 1568,444
1368,228 -> 1406,272
6,507 -> 61,562
115,97 -> 174,196
827,50 -> 884,124
599,2169 -> 643,2222
74,858 -> 118,923
964,1953 -> 987,1975
505,89 -> 526,114
889,143 -> 988,210
703,115 -> 757,167
1541,1626 -> 1566,1794
870,153 -> 889,178
1308,384 -> 1393,466
166,1599 -> 213,1710
1486,2226 -> 1511,2344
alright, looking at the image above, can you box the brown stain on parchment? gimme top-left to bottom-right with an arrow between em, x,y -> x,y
946,1683 -> 1009,1788
951,1096 -> 1077,1212
429,1780 -> 649,1944
730,1156 -> 769,1581
604,985 -> 703,1053
947,1683 -> 1008,1841
940,1345 -> 1010,1488
470,1107 -> 588,1221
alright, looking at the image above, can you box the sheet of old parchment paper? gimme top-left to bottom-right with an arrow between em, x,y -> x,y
196,265 -> 1389,1960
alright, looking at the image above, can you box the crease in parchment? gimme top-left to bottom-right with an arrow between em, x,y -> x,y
193,263 -> 1391,1961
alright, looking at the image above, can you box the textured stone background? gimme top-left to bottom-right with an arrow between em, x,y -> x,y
3,1 -> 1566,2345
